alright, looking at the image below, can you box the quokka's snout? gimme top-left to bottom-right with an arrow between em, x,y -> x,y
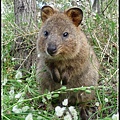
46,42 -> 57,56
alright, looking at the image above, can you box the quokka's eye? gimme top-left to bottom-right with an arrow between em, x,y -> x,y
63,32 -> 69,38
43,31 -> 49,37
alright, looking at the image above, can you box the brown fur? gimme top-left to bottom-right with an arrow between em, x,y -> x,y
36,6 -> 99,120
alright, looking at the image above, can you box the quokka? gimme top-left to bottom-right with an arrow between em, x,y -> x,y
36,6 -> 99,120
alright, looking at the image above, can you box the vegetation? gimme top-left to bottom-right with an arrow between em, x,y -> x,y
2,0 -> 118,120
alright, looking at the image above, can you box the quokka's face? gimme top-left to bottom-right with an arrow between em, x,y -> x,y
37,6 -> 83,60
37,14 -> 80,60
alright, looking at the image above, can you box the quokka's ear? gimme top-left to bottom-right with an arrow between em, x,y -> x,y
65,8 -> 83,27
41,6 -> 55,22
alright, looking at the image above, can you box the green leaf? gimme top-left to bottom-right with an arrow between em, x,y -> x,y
85,90 -> 91,94
73,88 -> 79,92
80,87 -> 86,91
46,93 -> 52,100
90,86 -> 95,90
52,94 -> 59,98
42,97 -> 47,103
60,86 -> 67,90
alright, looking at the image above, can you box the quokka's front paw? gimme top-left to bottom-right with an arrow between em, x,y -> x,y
52,68 -> 61,83
80,107 -> 89,120
61,72 -> 70,85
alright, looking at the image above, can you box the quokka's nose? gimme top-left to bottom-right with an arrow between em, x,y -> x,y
47,43 -> 57,56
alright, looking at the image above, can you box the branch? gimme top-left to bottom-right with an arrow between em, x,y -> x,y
18,47 -> 36,70
102,0 -> 113,15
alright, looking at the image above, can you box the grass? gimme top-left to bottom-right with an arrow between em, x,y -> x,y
2,0 -> 118,120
